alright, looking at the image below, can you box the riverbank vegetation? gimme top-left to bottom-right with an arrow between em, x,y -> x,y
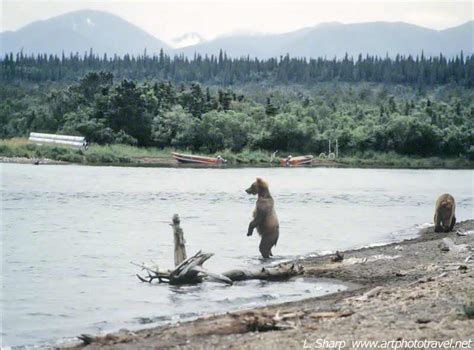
1,52 -> 473,167
0,138 -> 471,168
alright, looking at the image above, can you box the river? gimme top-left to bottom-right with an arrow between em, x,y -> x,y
1,164 -> 473,347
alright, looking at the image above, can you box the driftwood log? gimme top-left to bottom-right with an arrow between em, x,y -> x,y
133,250 -> 232,285
133,214 -> 231,285
224,263 -> 304,281
133,214 -> 304,285
170,250 -> 232,285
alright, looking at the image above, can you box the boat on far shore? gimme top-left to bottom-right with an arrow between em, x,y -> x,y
172,152 -> 227,165
280,155 -> 314,166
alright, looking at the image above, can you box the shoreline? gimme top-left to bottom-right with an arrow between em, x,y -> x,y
1,138 -> 473,170
1,155 -> 473,170
63,220 -> 474,349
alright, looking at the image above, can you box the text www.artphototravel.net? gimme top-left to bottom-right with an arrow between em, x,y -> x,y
303,338 -> 473,349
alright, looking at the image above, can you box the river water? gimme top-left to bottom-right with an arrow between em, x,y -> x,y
1,164 -> 473,347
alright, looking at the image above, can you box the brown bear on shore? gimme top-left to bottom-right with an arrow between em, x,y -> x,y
434,193 -> 456,233
245,177 -> 279,258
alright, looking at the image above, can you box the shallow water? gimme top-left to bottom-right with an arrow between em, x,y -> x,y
1,164 -> 473,347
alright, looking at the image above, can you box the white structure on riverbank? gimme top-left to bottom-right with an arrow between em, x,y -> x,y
29,132 -> 87,149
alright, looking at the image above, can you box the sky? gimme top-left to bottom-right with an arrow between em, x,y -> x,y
1,0 -> 473,45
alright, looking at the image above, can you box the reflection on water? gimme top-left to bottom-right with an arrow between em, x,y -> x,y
1,164 -> 473,347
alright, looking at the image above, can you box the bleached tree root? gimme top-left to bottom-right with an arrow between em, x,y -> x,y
133,251 -> 233,285
133,214 -> 303,286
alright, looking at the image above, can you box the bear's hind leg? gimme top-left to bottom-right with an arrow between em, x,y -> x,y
448,215 -> 456,232
259,240 -> 270,258
259,236 -> 273,259
434,213 -> 443,233
259,232 -> 278,259
259,245 -> 270,259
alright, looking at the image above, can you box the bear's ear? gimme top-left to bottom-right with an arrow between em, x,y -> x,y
256,177 -> 263,184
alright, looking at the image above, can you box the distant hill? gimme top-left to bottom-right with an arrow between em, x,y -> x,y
176,21 -> 474,58
0,10 -> 169,56
1,9 -> 471,59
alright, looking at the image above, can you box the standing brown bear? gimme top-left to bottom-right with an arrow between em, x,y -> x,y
245,177 -> 279,258
434,193 -> 456,232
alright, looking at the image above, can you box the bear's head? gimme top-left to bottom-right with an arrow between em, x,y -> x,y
245,177 -> 269,195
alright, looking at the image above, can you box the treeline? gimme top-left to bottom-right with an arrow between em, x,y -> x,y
1,71 -> 472,158
1,50 -> 473,86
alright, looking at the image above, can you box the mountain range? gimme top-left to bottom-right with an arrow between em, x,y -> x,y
0,10 -> 169,57
1,10 -> 472,58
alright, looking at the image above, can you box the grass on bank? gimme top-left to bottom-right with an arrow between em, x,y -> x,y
337,151 -> 473,169
0,138 -> 472,168
0,138 -> 132,164
0,138 -> 274,165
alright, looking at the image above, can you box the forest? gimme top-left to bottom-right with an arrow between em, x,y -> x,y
0,51 -> 473,161
2,50 -> 473,86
